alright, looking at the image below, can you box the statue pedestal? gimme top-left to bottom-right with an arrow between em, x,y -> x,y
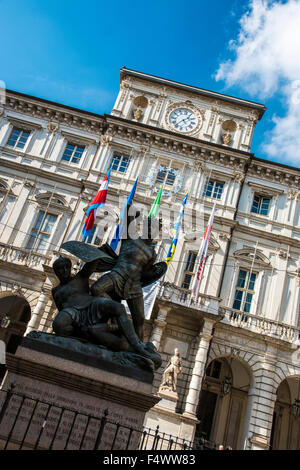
0,333 -> 160,450
143,386 -> 198,447
157,388 -> 178,413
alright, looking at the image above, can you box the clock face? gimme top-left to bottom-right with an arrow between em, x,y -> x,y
169,108 -> 197,132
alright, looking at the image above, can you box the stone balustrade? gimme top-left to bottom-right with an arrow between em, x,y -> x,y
0,242 -> 51,269
157,282 -> 221,316
221,306 -> 300,344
157,282 -> 300,344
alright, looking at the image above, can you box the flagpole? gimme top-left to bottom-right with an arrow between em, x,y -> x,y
190,201 -> 217,306
82,166 -> 112,244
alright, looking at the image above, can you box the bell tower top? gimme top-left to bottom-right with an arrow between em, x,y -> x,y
111,67 -> 266,152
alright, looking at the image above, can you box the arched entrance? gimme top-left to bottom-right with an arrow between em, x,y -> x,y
0,293 -> 31,382
194,356 -> 251,449
270,376 -> 300,449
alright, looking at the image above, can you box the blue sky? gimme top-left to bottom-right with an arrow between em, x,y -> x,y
1,0 -> 299,167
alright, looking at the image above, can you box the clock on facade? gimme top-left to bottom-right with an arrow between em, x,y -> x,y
169,108 -> 197,132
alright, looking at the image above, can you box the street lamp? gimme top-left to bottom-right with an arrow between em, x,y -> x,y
292,379 -> 300,418
292,399 -> 300,418
0,314 -> 10,329
221,376 -> 232,396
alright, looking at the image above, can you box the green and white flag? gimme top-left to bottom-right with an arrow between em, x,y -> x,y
148,185 -> 163,219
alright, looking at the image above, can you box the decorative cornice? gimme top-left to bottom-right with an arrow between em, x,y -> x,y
247,181 -> 284,196
7,116 -> 42,130
105,116 -> 250,172
5,92 -> 106,134
248,162 -> 300,188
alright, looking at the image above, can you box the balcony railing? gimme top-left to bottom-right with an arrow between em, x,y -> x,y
156,282 -> 300,344
0,242 -> 51,269
157,282 -> 221,316
221,307 -> 300,344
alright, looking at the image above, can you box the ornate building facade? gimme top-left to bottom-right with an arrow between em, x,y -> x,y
0,68 -> 299,450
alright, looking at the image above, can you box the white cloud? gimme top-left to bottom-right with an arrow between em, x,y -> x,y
215,0 -> 300,166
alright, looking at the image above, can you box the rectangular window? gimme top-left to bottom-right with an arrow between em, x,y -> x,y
155,167 -> 177,186
86,226 -> 102,245
27,211 -> 57,253
181,251 -> 197,290
233,269 -> 257,313
7,128 -> 30,149
0,196 -> 14,225
203,179 -> 224,199
62,143 -> 85,165
111,154 -> 131,173
251,194 -> 271,216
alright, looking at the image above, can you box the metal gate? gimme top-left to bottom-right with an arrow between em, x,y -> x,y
0,383 -> 195,450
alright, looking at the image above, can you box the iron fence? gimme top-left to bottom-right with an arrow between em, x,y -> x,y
0,384 -> 195,451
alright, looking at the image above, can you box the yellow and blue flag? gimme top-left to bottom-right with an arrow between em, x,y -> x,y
165,192 -> 189,265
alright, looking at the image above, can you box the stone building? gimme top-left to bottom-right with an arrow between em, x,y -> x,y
0,67 -> 299,450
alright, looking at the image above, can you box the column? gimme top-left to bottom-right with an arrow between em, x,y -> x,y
240,386 -> 256,449
25,289 -> 50,334
149,306 -> 170,350
242,353 -> 278,450
183,318 -> 214,417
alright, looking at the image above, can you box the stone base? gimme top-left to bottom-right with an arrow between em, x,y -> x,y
249,434 -> 270,450
0,334 -> 160,450
144,405 -> 199,447
157,388 -> 178,413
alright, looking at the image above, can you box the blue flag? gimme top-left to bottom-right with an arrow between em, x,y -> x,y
110,177 -> 138,251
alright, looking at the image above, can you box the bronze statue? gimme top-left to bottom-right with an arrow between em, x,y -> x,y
91,213 -> 160,341
51,256 -> 161,369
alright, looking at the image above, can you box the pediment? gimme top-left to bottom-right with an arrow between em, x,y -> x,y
233,248 -> 270,267
35,192 -> 69,210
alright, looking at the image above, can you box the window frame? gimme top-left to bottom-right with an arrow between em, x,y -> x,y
181,251 -> 198,290
155,166 -> 178,187
61,142 -> 86,165
251,193 -> 271,216
26,210 -> 58,254
111,153 -> 131,174
6,127 -> 31,150
203,179 -> 224,200
232,268 -> 257,314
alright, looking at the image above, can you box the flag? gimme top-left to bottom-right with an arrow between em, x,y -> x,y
165,192 -> 189,265
82,168 -> 111,238
110,177 -> 138,251
148,185 -> 163,219
143,280 -> 160,319
191,203 -> 216,301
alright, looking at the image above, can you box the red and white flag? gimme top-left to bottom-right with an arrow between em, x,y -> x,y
82,167 -> 111,238
191,203 -> 216,302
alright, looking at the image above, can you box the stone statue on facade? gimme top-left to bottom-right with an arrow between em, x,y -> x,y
160,348 -> 182,392
222,132 -> 232,146
133,107 -> 143,121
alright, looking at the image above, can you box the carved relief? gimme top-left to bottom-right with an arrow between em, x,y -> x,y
222,132 -> 232,145
47,122 -> 59,134
100,135 -> 113,146
233,172 -> 245,184
133,107 -> 143,121
288,188 -> 300,200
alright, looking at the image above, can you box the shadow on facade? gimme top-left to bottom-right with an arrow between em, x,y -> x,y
0,293 -> 31,382
194,356 -> 251,450
270,376 -> 300,450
